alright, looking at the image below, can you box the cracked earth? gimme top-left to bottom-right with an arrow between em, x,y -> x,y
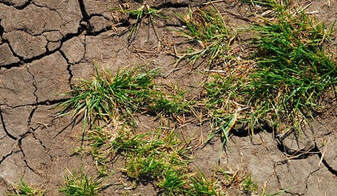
0,0 -> 336,195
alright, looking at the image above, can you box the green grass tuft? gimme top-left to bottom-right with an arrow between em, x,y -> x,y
58,169 -> 102,196
112,129 -> 189,181
8,180 -> 44,196
248,11 -> 337,130
57,66 -> 157,126
176,7 -> 236,68
187,173 -> 217,195
201,7 -> 337,144
57,66 -> 191,127
240,174 -> 258,194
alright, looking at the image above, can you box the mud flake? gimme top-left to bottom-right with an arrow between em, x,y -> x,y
0,4 -> 62,35
43,31 -> 62,42
1,106 -> 33,138
0,67 -> 36,106
3,31 -> 47,59
0,152 -> 25,185
0,137 -> 18,160
70,62 -> 94,83
21,135 -> 52,172
28,52 -> 70,102
61,37 -> 85,64
0,43 -> 20,65
89,15 -> 112,32
0,0 -> 30,8
46,41 -> 61,52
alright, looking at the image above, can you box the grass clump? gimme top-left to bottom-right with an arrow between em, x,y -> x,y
240,175 -> 258,194
112,130 -> 189,182
57,66 -> 157,126
57,66 -> 191,127
202,8 -> 337,140
248,11 -> 337,130
176,7 -> 236,68
187,173 -> 217,195
8,180 -> 44,196
58,169 -> 102,196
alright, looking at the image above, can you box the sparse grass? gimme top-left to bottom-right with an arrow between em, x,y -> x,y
175,7 -> 236,68
187,173 -> 217,195
202,74 -> 244,149
240,0 -> 289,8
113,4 -> 162,44
84,126 -> 192,194
58,169 -> 102,196
157,169 -> 186,194
97,128 -> 215,195
57,66 -> 191,127
82,126 -> 116,176
260,188 -> 285,196
83,125 -> 216,195
240,174 -> 258,194
8,180 -> 44,196
83,125 -> 275,195
149,87 -> 191,115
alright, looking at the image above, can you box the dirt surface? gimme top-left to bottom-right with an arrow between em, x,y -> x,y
0,0 -> 336,195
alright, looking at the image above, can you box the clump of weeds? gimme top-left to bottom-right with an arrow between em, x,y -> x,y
110,129 -> 191,194
58,169 -> 102,196
7,180 -> 45,196
201,2 -> 337,147
240,174 -> 258,194
57,65 -> 192,128
248,10 -> 336,130
239,0 -> 291,20
174,7 -> 237,69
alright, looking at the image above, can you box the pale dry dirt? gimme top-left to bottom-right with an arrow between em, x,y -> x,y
0,0 -> 336,195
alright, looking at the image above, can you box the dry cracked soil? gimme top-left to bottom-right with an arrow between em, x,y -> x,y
0,0 -> 337,195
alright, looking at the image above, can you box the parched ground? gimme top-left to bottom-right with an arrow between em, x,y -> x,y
0,0 -> 337,195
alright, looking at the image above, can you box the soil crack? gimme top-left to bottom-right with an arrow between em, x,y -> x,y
316,148 -> 337,177
59,50 -> 74,88
0,150 -> 20,165
32,132 -> 53,161
151,1 -> 189,9
0,106 -> 18,140
25,66 -> 38,125
0,26 -> 85,70
0,0 -> 32,10
0,19 -> 3,38
78,0 -> 93,32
